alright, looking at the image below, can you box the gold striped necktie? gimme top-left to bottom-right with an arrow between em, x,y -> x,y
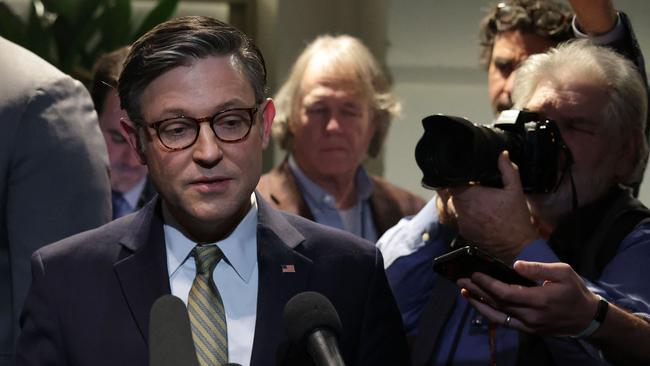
188,245 -> 228,365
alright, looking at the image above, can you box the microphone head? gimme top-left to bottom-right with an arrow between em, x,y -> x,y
149,295 -> 199,366
283,291 -> 342,344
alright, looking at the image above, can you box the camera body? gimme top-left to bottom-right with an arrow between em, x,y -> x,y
415,109 -> 569,193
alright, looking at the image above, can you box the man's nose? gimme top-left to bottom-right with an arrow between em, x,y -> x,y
503,70 -> 517,100
325,115 -> 343,133
192,124 -> 223,166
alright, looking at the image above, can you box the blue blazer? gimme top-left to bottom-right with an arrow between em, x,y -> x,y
16,194 -> 409,366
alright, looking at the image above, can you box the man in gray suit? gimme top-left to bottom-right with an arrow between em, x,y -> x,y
0,36 -> 111,365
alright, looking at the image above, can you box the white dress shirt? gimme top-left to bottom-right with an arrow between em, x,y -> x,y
164,194 -> 259,366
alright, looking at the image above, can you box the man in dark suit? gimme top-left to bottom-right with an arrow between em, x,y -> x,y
16,16 -> 409,366
0,36 -> 111,366
91,47 -> 157,219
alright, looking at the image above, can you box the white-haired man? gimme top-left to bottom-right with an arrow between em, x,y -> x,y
380,39 -> 650,365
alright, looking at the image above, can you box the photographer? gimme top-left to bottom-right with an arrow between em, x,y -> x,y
378,40 -> 650,365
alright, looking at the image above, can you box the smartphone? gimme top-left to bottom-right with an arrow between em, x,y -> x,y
433,245 -> 536,287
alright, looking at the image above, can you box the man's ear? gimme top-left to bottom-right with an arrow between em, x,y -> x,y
614,132 -> 641,182
260,98 -> 276,149
120,118 -> 147,165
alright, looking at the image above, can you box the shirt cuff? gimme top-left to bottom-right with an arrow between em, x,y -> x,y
572,13 -> 623,45
516,238 -> 560,263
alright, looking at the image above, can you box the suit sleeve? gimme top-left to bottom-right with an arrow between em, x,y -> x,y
7,75 -> 111,337
355,248 -> 411,365
15,251 -> 66,366
605,13 -> 649,152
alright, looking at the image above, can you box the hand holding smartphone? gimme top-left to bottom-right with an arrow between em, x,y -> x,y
433,245 -> 536,287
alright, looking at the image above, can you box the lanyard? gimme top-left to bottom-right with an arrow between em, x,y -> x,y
489,322 -> 498,366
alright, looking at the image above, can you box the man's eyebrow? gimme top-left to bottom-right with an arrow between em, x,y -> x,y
493,56 -> 516,67
493,55 -> 514,62
153,99 -> 252,119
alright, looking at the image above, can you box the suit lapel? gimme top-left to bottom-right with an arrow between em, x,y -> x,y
114,198 -> 171,344
250,194 -> 313,365
369,177 -> 400,236
264,159 -> 314,220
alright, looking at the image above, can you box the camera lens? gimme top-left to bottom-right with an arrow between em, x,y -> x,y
416,115 -> 510,189
415,111 -> 568,193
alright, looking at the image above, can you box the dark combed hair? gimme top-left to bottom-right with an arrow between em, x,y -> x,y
118,16 -> 267,122
90,46 -> 130,115
478,0 -> 573,69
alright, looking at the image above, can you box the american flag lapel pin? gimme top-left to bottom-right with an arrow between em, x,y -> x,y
281,264 -> 295,273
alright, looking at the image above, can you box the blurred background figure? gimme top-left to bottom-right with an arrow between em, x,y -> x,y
91,47 -> 156,219
257,34 -> 425,241
480,0 -> 572,115
0,36 -> 111,365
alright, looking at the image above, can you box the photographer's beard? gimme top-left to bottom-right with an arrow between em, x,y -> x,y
527,159 -> 617,228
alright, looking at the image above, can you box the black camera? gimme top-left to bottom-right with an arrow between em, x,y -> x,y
415,110 -> 570,193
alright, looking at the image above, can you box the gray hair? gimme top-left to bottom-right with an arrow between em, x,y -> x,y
118,16 -> 266,123
513,39 -> 648,184
273,34 -> 400,158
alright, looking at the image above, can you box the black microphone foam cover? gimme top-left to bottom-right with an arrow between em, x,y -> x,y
149,295 -> 199,366
283,291 -> 343,344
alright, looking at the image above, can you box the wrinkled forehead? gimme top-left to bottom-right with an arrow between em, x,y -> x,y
525,79 -> 608,126
529,76 -> 605,104
492,30 -> 556,61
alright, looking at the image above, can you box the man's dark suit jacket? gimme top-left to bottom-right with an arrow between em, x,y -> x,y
16,194 -> 410,366
136,177 -> 157,210
257,159 -> 426,237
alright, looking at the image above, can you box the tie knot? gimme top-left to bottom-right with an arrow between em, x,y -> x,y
193,245 -> 224,275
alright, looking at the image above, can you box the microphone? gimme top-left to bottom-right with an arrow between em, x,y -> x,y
149,295 -> 200,366
283,291 -> 346,366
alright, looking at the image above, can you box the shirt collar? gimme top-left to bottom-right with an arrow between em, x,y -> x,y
122,176 -> 147,208
164,193 -> 258,283
287,154 -> 374,207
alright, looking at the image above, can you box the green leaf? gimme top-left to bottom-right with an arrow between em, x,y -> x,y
41,0 -> 89,20
51,1 -> 106,76
0,3 -> 27,44
25,1 -> 56,65
131,0 -> 179,41
97,0 -> 131,51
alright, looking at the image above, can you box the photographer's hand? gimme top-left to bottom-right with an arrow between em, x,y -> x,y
448,151 -> 539,263
435,189 -> 457,229
458,261 -> 599,336
460,260 -> 650,365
